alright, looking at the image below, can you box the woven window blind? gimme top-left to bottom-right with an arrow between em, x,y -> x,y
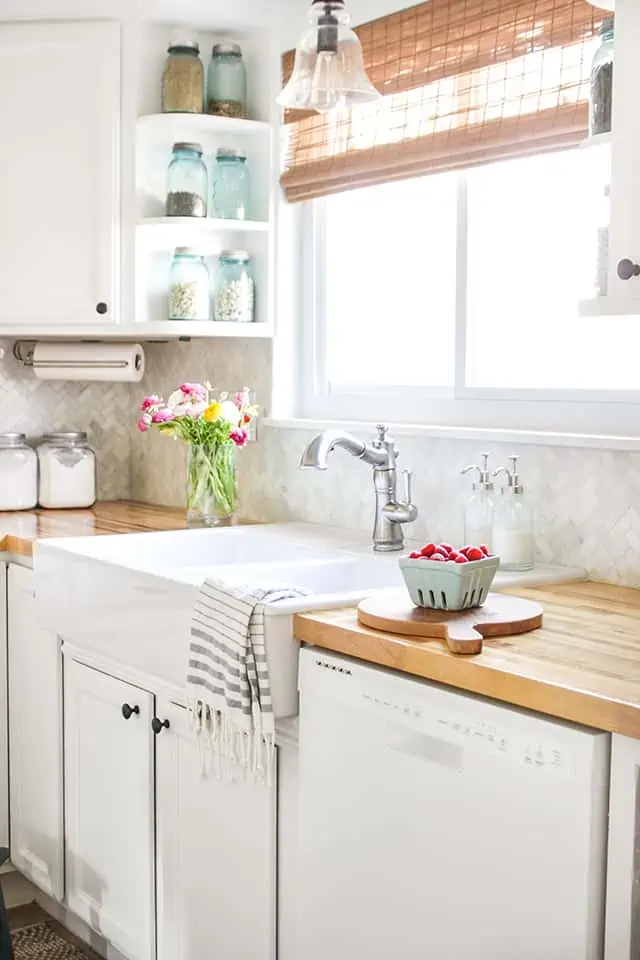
281,0 -> 605,202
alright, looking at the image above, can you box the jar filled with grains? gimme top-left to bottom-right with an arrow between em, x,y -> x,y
214,250 -> 254,323
207,43 -> 247,118
169,248 -> 210,321
211,148 -> 250,220
162,41 -> 204,114
590,18 -> 614,137
166,142 -> 208,218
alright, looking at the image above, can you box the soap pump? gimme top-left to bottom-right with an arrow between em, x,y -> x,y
460,453 -> 494,550
492,455 -> 535,571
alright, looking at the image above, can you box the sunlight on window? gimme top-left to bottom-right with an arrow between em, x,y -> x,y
323,175 -> 457,388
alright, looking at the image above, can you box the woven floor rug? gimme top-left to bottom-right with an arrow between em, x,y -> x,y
12,922 -> 91,960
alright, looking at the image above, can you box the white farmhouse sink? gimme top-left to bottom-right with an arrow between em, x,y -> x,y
34,523 -> 584,718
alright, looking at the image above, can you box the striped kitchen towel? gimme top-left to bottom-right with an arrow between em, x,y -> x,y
187,579 -> 307,783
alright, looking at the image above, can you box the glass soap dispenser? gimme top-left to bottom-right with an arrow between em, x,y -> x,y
461,453 -> 495,551
492,455 -> 535,572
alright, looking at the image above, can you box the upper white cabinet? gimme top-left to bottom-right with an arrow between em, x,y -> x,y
7,564 -> 63,901
155,698 -> 277,960
0,21 -> 120,328
64,658 -> 156,960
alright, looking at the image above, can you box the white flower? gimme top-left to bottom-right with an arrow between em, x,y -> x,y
220,400 -> 242,426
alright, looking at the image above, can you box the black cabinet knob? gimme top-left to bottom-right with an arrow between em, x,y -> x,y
121,703 -> 140,720
151,717 -> 170,735
617,259 -> 640,281
96,302 -> 108,314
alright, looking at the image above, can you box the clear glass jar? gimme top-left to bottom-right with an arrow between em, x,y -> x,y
214,250 -> 255,323
0,434 -> 37,511
590,18 -> 614,137
207,43 -> 247,118
162,41 -> 204,114
594,184 -> 610,297
169,247 -> 210,321
211,148 -> 250,220
37,433 -> 96,509
166,142 -> 208,218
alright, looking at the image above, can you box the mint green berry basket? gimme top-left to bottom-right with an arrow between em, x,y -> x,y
399,555 -> 500,611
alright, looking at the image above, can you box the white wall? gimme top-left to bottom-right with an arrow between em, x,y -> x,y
0,0 -> 277,27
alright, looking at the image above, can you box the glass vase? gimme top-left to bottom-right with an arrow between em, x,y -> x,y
186,442 -> 237,527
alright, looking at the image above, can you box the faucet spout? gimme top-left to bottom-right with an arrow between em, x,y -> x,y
299,430 -> 386,470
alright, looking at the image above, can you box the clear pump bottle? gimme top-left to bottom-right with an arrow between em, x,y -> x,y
461,453 -> 495,551
492,455 -> 535,572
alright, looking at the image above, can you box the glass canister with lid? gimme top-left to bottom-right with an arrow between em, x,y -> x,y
207,43 -> 248,118
37,433 -> 96,509
0,434 -> 37,511
590,17 -> 614,137
166,143 -> 208,218
211,148 -> 250,220
214,250 -> 255,323
162,40 -> 204,114
169,247 -> 211,320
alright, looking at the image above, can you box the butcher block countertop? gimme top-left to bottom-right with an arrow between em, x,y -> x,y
0,501 -> 192,558
294,581 -> 640,739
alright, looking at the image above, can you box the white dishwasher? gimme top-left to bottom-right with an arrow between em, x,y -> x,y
297,648 -> 610,960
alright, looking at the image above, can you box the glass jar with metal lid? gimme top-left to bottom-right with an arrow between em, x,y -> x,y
214,250 -> 255,323
169,248 -> 211,321
0,434 -> 37,511
211,148 -> 250,220
166,142 -> 208,218
207,43 -> 247,118
37,433 -> 96,509
162,40 -> 204,114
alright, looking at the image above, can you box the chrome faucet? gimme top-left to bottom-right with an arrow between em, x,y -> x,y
299,424 -> 417,553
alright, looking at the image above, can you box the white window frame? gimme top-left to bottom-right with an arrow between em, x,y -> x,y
296,169 -> 640,437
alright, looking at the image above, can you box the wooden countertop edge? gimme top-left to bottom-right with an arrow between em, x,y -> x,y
294,611 -> 640,739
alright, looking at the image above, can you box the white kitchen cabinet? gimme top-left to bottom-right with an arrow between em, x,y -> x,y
7,564 -> 63,900
64,658 -> 155,960
0,21 -> 120,328
0,566 -> 8,851
155,699 -> 277,960
605,734 -> 640,958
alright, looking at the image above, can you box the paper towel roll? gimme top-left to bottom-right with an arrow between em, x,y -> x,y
32,342 -> 145,383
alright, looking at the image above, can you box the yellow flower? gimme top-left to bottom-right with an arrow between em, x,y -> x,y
203,402 -> 222,423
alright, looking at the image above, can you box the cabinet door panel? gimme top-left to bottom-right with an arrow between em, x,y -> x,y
8,564 -> 62,899
64,659 -> 155,960
0,21 -> 119,326
156,700 -> 276,960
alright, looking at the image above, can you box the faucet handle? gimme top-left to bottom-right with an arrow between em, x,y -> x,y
402,468 -> 413,506
375,424 -> 388,445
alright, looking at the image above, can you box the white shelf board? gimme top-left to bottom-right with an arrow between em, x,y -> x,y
137,113 -> 271,139
137,217 -> 270,251
0,322 -> 274,341
581,131 -> 612,149
579,296 -> 640,317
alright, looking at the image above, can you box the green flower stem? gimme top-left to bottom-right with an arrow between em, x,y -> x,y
187,442 -> 237,522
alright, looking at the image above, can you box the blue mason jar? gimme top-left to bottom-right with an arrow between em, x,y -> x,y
166,142 -> 208,218
207,43 -> 247,118
214,250 -> 254,323
169,248 -> 210,321
211,148 -> 250,220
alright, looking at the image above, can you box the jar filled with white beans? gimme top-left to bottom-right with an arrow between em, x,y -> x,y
214,250 -> 254,323
0,434 -> 37,511
37,433 -> 96,509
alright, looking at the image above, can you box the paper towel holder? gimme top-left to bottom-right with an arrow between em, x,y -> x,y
13,340 -> 144,372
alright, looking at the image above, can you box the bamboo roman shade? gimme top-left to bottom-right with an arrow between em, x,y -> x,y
281,0 -> 604,202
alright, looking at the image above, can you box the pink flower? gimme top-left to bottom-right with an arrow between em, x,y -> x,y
230,428 -> 249,448
179,382 -> 207,400
233,391 -> 246,408
185,400 -> 208,419
141,394 -> 162,413
137,414 -> 152,433
151,408 -> 174,424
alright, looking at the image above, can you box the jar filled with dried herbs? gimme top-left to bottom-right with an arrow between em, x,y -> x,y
166,143 -> 208,218
162,41 -> 204,114
169,248 -> 210,321
207,43 -> 247,118
590,18 -> 614,137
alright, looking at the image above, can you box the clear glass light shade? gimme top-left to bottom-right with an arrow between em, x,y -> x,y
278,1 -> 381,113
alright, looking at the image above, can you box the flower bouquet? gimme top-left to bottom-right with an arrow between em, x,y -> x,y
137,382 -> 258,527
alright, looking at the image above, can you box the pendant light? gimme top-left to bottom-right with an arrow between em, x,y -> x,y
278,0 -> 381,113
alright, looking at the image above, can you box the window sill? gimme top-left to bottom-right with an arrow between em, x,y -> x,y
262,417 -> 640,452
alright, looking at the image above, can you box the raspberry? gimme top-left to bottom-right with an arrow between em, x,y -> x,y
466,547 -> 484,561
479,545 -> 490,556
439,543 -> 454,555
420,543 -> 437,557
409,551 -> 421,559
455,555 -> 469,563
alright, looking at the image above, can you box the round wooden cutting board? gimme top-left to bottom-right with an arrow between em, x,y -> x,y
357,589 -> 543,655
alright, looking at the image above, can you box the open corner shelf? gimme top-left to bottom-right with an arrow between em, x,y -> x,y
137,217 -> 271,252
581,131 -> 612,150
137,113 -> 271,140
0,321 -> 274,341
579,296 -> 640,317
